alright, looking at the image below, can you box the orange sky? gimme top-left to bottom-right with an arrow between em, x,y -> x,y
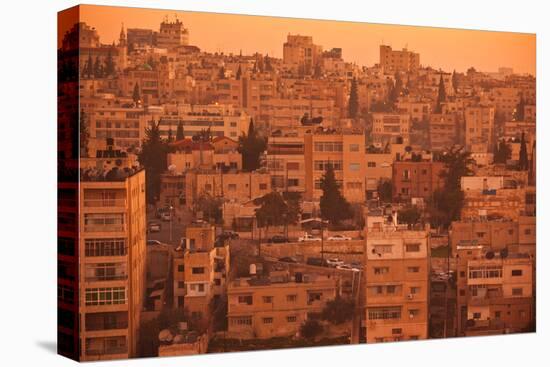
62,4 -> 536,75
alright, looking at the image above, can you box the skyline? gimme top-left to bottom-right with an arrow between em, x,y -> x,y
69,4 -> 537,75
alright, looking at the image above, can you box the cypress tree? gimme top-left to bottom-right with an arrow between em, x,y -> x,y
435,74 -> 446,113
132,82 -> 140,104
176,121 -> 184,141
348,77 -> 359,119
519,131 -> 529,170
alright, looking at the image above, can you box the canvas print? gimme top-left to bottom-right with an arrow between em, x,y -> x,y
57,4 -> 536,361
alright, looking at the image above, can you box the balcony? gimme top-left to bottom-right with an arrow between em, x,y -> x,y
86,274 -> 128,282
84,224 -> 125,233
86,346 -> 127,356
83,198 -> 126,208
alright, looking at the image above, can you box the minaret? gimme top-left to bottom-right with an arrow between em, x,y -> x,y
117,23 -> 127,71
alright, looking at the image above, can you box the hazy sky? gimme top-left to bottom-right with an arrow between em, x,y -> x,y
63,4 -> 536,75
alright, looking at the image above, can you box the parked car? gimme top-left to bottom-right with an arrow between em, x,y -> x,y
147,240 -> 162,246
326,258 -> 345,267
327,234 -> 352,241
161,212 -> 171,221
298,233 -> 322,242
279,256 -> 298,263
336,264 -> 360,272
268,234 -> 289,243
350,262 -> 364,270
306,257 -> 328,267
148,222 -> 161,232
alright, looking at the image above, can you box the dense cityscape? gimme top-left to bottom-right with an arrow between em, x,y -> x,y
58,7 -> 536,361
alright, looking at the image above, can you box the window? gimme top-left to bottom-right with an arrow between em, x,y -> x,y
409,309 -> 420,317
198,284 -> 205,292
262,296 -> 273,303
192,267 -> 205,274
238,295 -> 253,305
374,267 -> 389,275
410,287 -> 420,294
407,266 -> 420,273
512,288 -> 523,296
524,229 -> 532,235
459,289 -> 465,296
406,244 -> 421,252
287,162 -> 300,170
85,238 -> 126,257
495,311 -> 501,319
392,328 -> 402,335
287,315 -> 297,323
460,271 -> 466,278
85,287 -> 126,306
231,316 -> 252,326
259,183 -> 268,190
368,307 -> 401,320
287,294 -> 297,302
349,144 -> 359,152
374,245 -> 393,254
178,281 -> 184,289
367,161 -> 376,168
473,312 -> 481,319
511,269 -> 523,276
349,163 -> 360,171
228,184 -> 237,191
308,292 -> 322,303
469,266 -> 502,279
387,285 -> 396,294
178,265 -> 184,272
263,317 -> 273,324
409,335 -> 419,340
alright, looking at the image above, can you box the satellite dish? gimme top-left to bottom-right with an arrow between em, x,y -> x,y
485,251 -> 495,260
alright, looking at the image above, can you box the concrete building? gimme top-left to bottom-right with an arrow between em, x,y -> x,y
167,137 -> 241,174
455,247 -> 534,336
283,34 -> 323,74
429,113 -> 460,151
267,134 -> 306,193
364,221 -> 430,342
227,272 -> 338,339
372,113 -> 411,145
89,106 -> 147,150
173,223 -> 229,330
379,45 -> 420,73
304,129 -> 366,203
464,105 -> 495,153
78,168 -> 146,361
156,19 -> 189,49
392,160 -> 446,202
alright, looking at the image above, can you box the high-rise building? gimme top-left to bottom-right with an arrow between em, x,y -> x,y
78,168 -> 146,360
156,18 -> 189,49
283,34 -> 323,74
379,45 -> 420,73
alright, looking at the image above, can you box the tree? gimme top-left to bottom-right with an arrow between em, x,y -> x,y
429,146 -> 474,229
348,77 -> 359,118
377,179 -> 392,202
93,56 -> 102,78
79,109 -> 89,158
514,94 -> 525,121
494,140 -> 512,164
176,121 -> 184,141
321,297 -> 354,324
238,119 -> 266,171
167,125 -> 174,142
300,319 -> 323,340
132,82 -> 141,104
452,70 -> 458,93
195,194 -> 223,224
435,74 -> 446,113
320,164 -> 353,225
138,119 -> 169,203
398,206 -> 421,227
264,54 -> 273,72
104,48 -> 115,76
519,131 -> 529,170
218,66 -> 226,79
235,64 -> 242,80
255,191 -> 293,234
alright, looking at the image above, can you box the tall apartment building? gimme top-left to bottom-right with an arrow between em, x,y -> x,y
392,160 -> 446,202
455,246 -> 534,336
173,224 -> 229,330
364,221 -> 430,342
79,168 -> 146,361
304,130 -> 366,203
89,106 -> 147,150
372,113 -> 411,145
283,34 -> 323,74
156,19 -> 189,49
464,105 -> 495,152
429,113 -> 460,151
379,45 -> 420,73
227,272 -> 338,339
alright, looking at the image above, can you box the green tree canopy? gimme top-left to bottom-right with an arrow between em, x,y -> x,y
348,77 -> 359,119
435,74 -> 447,113
138,119 -> 169,203
519,131 -> 529,170
176,121 -> 184,141
321,297 -> 355,325
238,119 -> 266,171
132,82 -> 140,104
300,319 -> 323,340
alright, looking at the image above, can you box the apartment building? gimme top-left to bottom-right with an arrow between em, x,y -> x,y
364,223 -> 430,342
372,113 -> 411,145
365,153 -> 393,199
78,168 -> 146,361
89,106 -> 147,150
379,45 -> 420,73
304,130 -> 366,203
150,103 -> 249,140
227,272 -> 338,339
266,134 -> 306,193
429,113 -> 459,151
167,137 -> 241,174
156,19 -> 189,49
392,160 -> 445,202
455,247 -> 534,336
173,224 -> 229,330
283,34 -> 323,74
464,105 -> 495,153
461,187 -> 529,221
490,87 -> 521,120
